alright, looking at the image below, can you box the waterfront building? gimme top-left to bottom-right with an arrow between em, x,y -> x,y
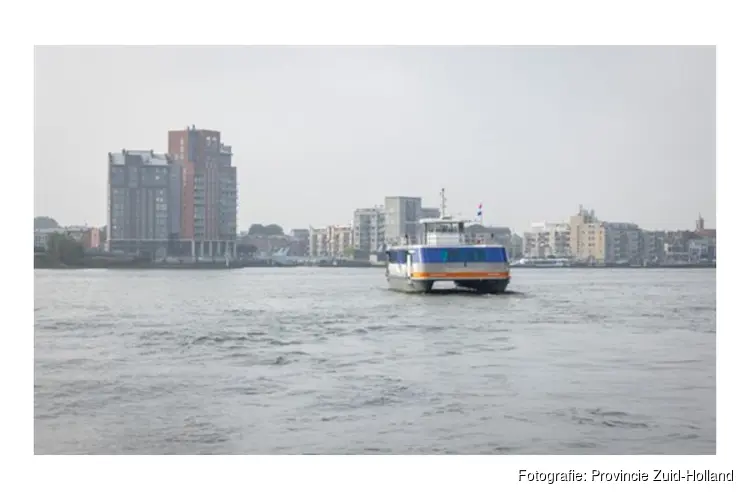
384,196 -> 422,245
352,206 -> 385,254
569,206 -> 643,264
107,150 -> 183,258
308,225 -> 352,257
602,222 -> 642,263
569,206 -> 605,262
167,125 -> 237,258
309,227 -> 328,257
523,222 -> 571,258
641,230 -> 666,263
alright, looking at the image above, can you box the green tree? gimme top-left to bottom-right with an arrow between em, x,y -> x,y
343,246 -> 356,258
264,224 -> 284,236
248,224 -> 266,235
247,224 -> 285,236
47,233 -> 85,266
34,216 -> 59,230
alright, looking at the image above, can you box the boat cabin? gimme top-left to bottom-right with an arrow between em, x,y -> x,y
419,217 -> 466,246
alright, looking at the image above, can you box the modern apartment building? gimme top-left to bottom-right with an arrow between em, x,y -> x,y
603,222 -> 642,263
309,228 -> 328,257
327,225 -> 352,257
523,222 -> 571,258
641,230 -> 666,263
384,196 -> 422,245
569,206 -> 606,262
167,125 -> 237,257
308,225 -> 352,257
352,206 -> 385,254
107,150 -> 182,257
569,206 -> 644,263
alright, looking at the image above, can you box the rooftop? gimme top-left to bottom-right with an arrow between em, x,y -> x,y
109,150 -> 172,166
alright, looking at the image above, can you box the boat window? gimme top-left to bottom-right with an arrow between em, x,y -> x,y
388,250 -> 407,264
420,247 -> 507,263
485,247 -> 508,262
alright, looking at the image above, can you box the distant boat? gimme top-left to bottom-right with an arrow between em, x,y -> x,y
512,257 -> 571,268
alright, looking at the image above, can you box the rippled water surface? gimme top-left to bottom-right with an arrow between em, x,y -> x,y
34,268 -> 716,454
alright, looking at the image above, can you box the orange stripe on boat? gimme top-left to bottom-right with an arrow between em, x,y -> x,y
411,271 -> 510,279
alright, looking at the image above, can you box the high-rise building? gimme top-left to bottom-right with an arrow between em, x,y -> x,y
107,150 -> 182,257
384,196 -> 422,245
167,125 -> 237,257
352,206 -> 385,254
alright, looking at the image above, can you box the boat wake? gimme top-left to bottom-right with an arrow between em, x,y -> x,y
383,286 -> 526,297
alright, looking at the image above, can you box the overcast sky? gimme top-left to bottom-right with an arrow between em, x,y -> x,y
34,46 -> 715,232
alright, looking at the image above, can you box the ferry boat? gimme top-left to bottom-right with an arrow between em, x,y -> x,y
384,189 -> 511,294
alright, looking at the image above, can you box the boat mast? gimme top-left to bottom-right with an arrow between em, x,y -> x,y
439,188 -> 447,219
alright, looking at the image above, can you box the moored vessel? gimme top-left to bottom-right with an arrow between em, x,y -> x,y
384,189 -> 511,294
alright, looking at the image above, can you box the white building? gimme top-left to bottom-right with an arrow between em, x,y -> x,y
309,225 -> 353,257
352,206 -> 385,254
523,222 -> 571,258
327,225 -> 352,257
309,228 -> 328,257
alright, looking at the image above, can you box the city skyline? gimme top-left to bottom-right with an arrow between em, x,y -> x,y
35,46 -> 715,231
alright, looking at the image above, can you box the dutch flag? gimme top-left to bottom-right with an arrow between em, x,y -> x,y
477,203 -> 483,217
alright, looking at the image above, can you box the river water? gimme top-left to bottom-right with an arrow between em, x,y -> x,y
34,268 -> 716,454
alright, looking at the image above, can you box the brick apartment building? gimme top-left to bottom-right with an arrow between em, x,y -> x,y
168,125 -> 238,258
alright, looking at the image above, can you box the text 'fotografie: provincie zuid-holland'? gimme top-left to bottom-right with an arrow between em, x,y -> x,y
518,470 -> 734,484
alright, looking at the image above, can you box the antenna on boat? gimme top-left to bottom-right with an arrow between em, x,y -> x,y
439,188 -> 447,219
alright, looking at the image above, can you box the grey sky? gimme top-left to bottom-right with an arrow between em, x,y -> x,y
34,46 -> 715,232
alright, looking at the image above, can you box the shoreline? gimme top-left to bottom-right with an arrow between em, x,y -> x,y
511,263 -> 716,270
34,262 -> 715,270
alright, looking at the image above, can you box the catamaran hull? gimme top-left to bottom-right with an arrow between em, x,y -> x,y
386,275 -> 510,294
454,278 -> 509,294
386,275 -> 435,293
